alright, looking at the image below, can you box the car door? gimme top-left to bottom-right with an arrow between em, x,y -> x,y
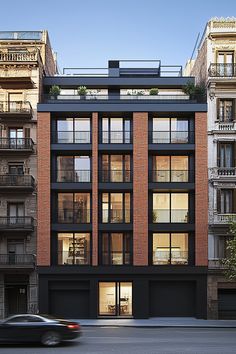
0,316 -> 29,341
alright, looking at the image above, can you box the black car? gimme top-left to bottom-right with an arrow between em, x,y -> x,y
0,314 -> 81,346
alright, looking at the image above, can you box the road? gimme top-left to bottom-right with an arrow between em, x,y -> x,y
0,327 -> 236,354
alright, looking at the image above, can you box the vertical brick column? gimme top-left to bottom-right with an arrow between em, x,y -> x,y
37,112 -> 51,266
133,112 -> 149,265
92,112 -> 98,266
195,112 -> 208,266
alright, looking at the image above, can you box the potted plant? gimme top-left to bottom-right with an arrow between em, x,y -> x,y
49,85 -> 60,99
77,86 -> 87,99
149,88 -> 159,96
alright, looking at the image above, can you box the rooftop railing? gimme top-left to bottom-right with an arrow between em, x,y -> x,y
0,31 -> 42,40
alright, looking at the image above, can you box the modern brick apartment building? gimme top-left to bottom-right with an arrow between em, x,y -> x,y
37,60 -> 208,319
0,31 -> 56,318
190,17 -> 236,319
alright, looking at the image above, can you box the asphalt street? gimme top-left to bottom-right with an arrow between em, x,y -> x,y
0,327 -> 236,354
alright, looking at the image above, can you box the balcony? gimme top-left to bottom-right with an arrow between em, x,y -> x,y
153,209 -> 189,223
57,251 -> 90,265
152,250 -> 188,265
0,175 -> 35,191
57,209 -> 90,224
209,167 -> 236,180
210,213 -> 236,225
100,170 -> 131,183
102,131 -> 131,144
57,170 -> 91,183
151,170 -> 191,183
0,254 -> 35,269
208,259 -> 226,269
52,131 -> 91,144
101,252 -> 132,265
0,101 -> 33,120
215,121 -> 236,131
0,138 -> 34,152
0,51 -> 38,63
149,131 -> 194,144
208,63 -> 236,77
0,217 -> 34,231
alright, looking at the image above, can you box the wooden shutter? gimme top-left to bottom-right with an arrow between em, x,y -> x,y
233,189 -> 236,213
24,127 -> 30,138
216,98 -> 220,120
217,142 -> 220,167
217,189 -> 221,213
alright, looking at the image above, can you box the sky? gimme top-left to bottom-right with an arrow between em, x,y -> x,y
1,0 -> 236,73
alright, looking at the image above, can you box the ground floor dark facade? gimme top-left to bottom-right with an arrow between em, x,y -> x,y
38,266 -> 207,319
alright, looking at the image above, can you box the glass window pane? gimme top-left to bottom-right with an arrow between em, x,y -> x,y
125,193 -> 130,223
99,282 -> 116,315
153,233 -> 170,264
171,233 -> 188,265
171,156 -> 188,182
153,156 -> 170,182
171,193 -> 188,222
120,282 -> 132,316
153,193 -> 170,222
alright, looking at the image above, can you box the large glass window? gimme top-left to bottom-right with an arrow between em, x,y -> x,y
57,156 -> 90,182
58,193 -> 90,223
58,233 -> 90,265
99,282 -> 132,316
218,143 -> 234,168
152,233 -> 188,265
220,189 -> 234,214
56,118 -> 90,143
101,155 -> 131,182
218,100 -> 234,122
153,156 -> 189,182
102,117 -> 131,143
217,52 -> 234,76
102,193 -> 131,223
152,118 -> 189,144
153,193 -> 189,223
101,232 -> 132,265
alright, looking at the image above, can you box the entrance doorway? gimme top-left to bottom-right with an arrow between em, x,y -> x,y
5,285 -> 27,316
99,282 -> 132,316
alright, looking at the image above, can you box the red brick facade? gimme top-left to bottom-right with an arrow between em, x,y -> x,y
133,112 -> 149,265
92,112 -> 98,266
37,112 -> 51,266
195,112 -> 208,266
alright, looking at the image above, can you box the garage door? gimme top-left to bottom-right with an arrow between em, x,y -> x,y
150,281 -> 195,317
218,289 -> 236,319
50,290 -> 90,319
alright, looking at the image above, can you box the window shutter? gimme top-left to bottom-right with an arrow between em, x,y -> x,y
217,142 -> 220,167
233,99 -> 236,121
216,98 -> 220,120
217,189 -> 221,213
233,189 -> 236,213
24,128 -> 30,138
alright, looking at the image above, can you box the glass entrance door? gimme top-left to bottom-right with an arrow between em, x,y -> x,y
99,282 -> 132,316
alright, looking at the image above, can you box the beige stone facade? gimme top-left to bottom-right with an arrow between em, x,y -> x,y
0,31 -> 56,318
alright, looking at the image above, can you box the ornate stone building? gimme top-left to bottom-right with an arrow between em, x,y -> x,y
190,18 -> 236,319
0,31 -> 57,318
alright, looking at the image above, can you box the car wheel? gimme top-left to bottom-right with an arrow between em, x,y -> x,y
41,331 -> 61,346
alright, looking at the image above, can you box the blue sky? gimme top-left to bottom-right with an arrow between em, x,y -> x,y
2,0 -> 236,72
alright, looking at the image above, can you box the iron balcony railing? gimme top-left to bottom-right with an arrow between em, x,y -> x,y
0,101 -> 32,115
0,175 -> 35,188
0,254 -> 35,266
57,251 -> 91,265
57,209 -> 90,223
216,121 -> 235,131
150,131 -> 194,144
0,216 -> 34,229
218,167 -> 236,176
101,252 -> 132,265
53,131 -> 91,144
100,170 -> 131,183
217,112 -> 234,122
210,213 -> 236,224
0,138 -> 34,150
151,170 -> 191,183
57,170 -> 91,183
102,209 -> 131,223
102,131 -> 131,144
208,63 -> 236,77
152,251 -> 188,265
152,209 -> 189,223
0,51 -> 38,62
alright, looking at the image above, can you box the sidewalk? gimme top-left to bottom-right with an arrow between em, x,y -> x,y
74,317 -> 236,328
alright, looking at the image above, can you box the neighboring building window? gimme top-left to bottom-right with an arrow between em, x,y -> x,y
218,143 -> 234,168
57,156 -> 91,182
217,51 -> 234,76
218,189 -> 236,214
56,117 -> 90,143
57,232 -> 90,265
152,117 -> 190,144
102,117 -> 131,143
152,233 -> 188,265
101,232 -> 132,265
152,156 -> 189,182
8,203 -> 25,223
57,193 -> 90,223
218,99 -> 234,122
101,155 -> 131,182
102,193 -> 131,223
8,163 -> 24,175
153,193 -> 189,223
